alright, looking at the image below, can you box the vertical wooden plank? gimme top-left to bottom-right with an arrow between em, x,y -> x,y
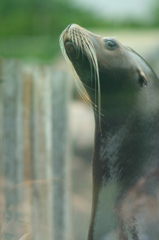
51,70 -> 72,240
30,65 -> 53,240
1,59 -> 24,240
2,59 -> 24,189
0,58 -> 4,178
31,66 -> 44,240
0,59 -> 5,230
0,59 -> 4,175
40,66 -> 53,240
16,61 -> 24,185
40,66 -> 53,180
31,66 -> 39,181
62,73 -> 72,240
3,60 -> 18,190
23,66 -> 34,180
31,66 -> 53,180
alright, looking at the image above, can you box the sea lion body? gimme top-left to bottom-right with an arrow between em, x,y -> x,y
60,24 -> 159,240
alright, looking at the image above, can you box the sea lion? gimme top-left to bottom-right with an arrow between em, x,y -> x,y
60,24 -> 159,240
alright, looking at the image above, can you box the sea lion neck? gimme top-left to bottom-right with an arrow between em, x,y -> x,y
89,112 -> 159,240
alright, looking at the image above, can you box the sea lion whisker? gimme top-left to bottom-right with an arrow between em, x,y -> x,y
73,77 -> 101,110
75,81 -> 90,102
59,32 -> 70,63
80,41 -> 97,107
73,30 -> 102,130
84,39 -> 101,130
80,35 -> 98,92
60,27 -> 102,130
71,30 -> 76,49
76,78 -> 106,119
64,30 -> 98,105
71,30 -> 80,58
78,34 -> 85,60
74,32 -> 83,59
74,76 -> 103,117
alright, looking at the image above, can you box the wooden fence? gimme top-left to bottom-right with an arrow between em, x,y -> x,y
0,59 -> 72,240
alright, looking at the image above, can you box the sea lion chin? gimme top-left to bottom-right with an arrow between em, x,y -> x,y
60,24 -> 159,240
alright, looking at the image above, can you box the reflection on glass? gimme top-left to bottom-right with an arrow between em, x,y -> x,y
1,181 -> 53,240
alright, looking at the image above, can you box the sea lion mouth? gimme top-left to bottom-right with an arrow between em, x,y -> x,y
64,40 -> 80,61
64,40 -> 72,45
64,36 -> 93,63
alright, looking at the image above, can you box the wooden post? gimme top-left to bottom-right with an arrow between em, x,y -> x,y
2,59 -> 24,189
0,59 -> 5,231
30,65 -> 53,240
22,66 -> 34,180
51,70 -> 72,240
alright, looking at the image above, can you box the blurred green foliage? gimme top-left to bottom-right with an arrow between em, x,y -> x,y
152,0 -> 159,27
0,0 -> 109,61
0,0 -> 158,61
0,0 -> 108,37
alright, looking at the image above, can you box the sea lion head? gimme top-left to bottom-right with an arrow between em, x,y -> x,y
60,24 -> 159,130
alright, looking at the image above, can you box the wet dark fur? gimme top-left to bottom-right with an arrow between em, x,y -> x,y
60,24 -> 159,240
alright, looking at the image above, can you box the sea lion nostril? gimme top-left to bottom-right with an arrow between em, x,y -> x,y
65,24 -> 73,33
65,39 -> 72,45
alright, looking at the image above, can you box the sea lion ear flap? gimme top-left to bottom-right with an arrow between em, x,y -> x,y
138,69 -> 147,87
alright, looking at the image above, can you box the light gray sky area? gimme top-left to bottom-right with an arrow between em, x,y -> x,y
72,0 -> 155,22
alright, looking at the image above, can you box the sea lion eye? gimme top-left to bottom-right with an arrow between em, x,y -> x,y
104,40 -> 116,50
